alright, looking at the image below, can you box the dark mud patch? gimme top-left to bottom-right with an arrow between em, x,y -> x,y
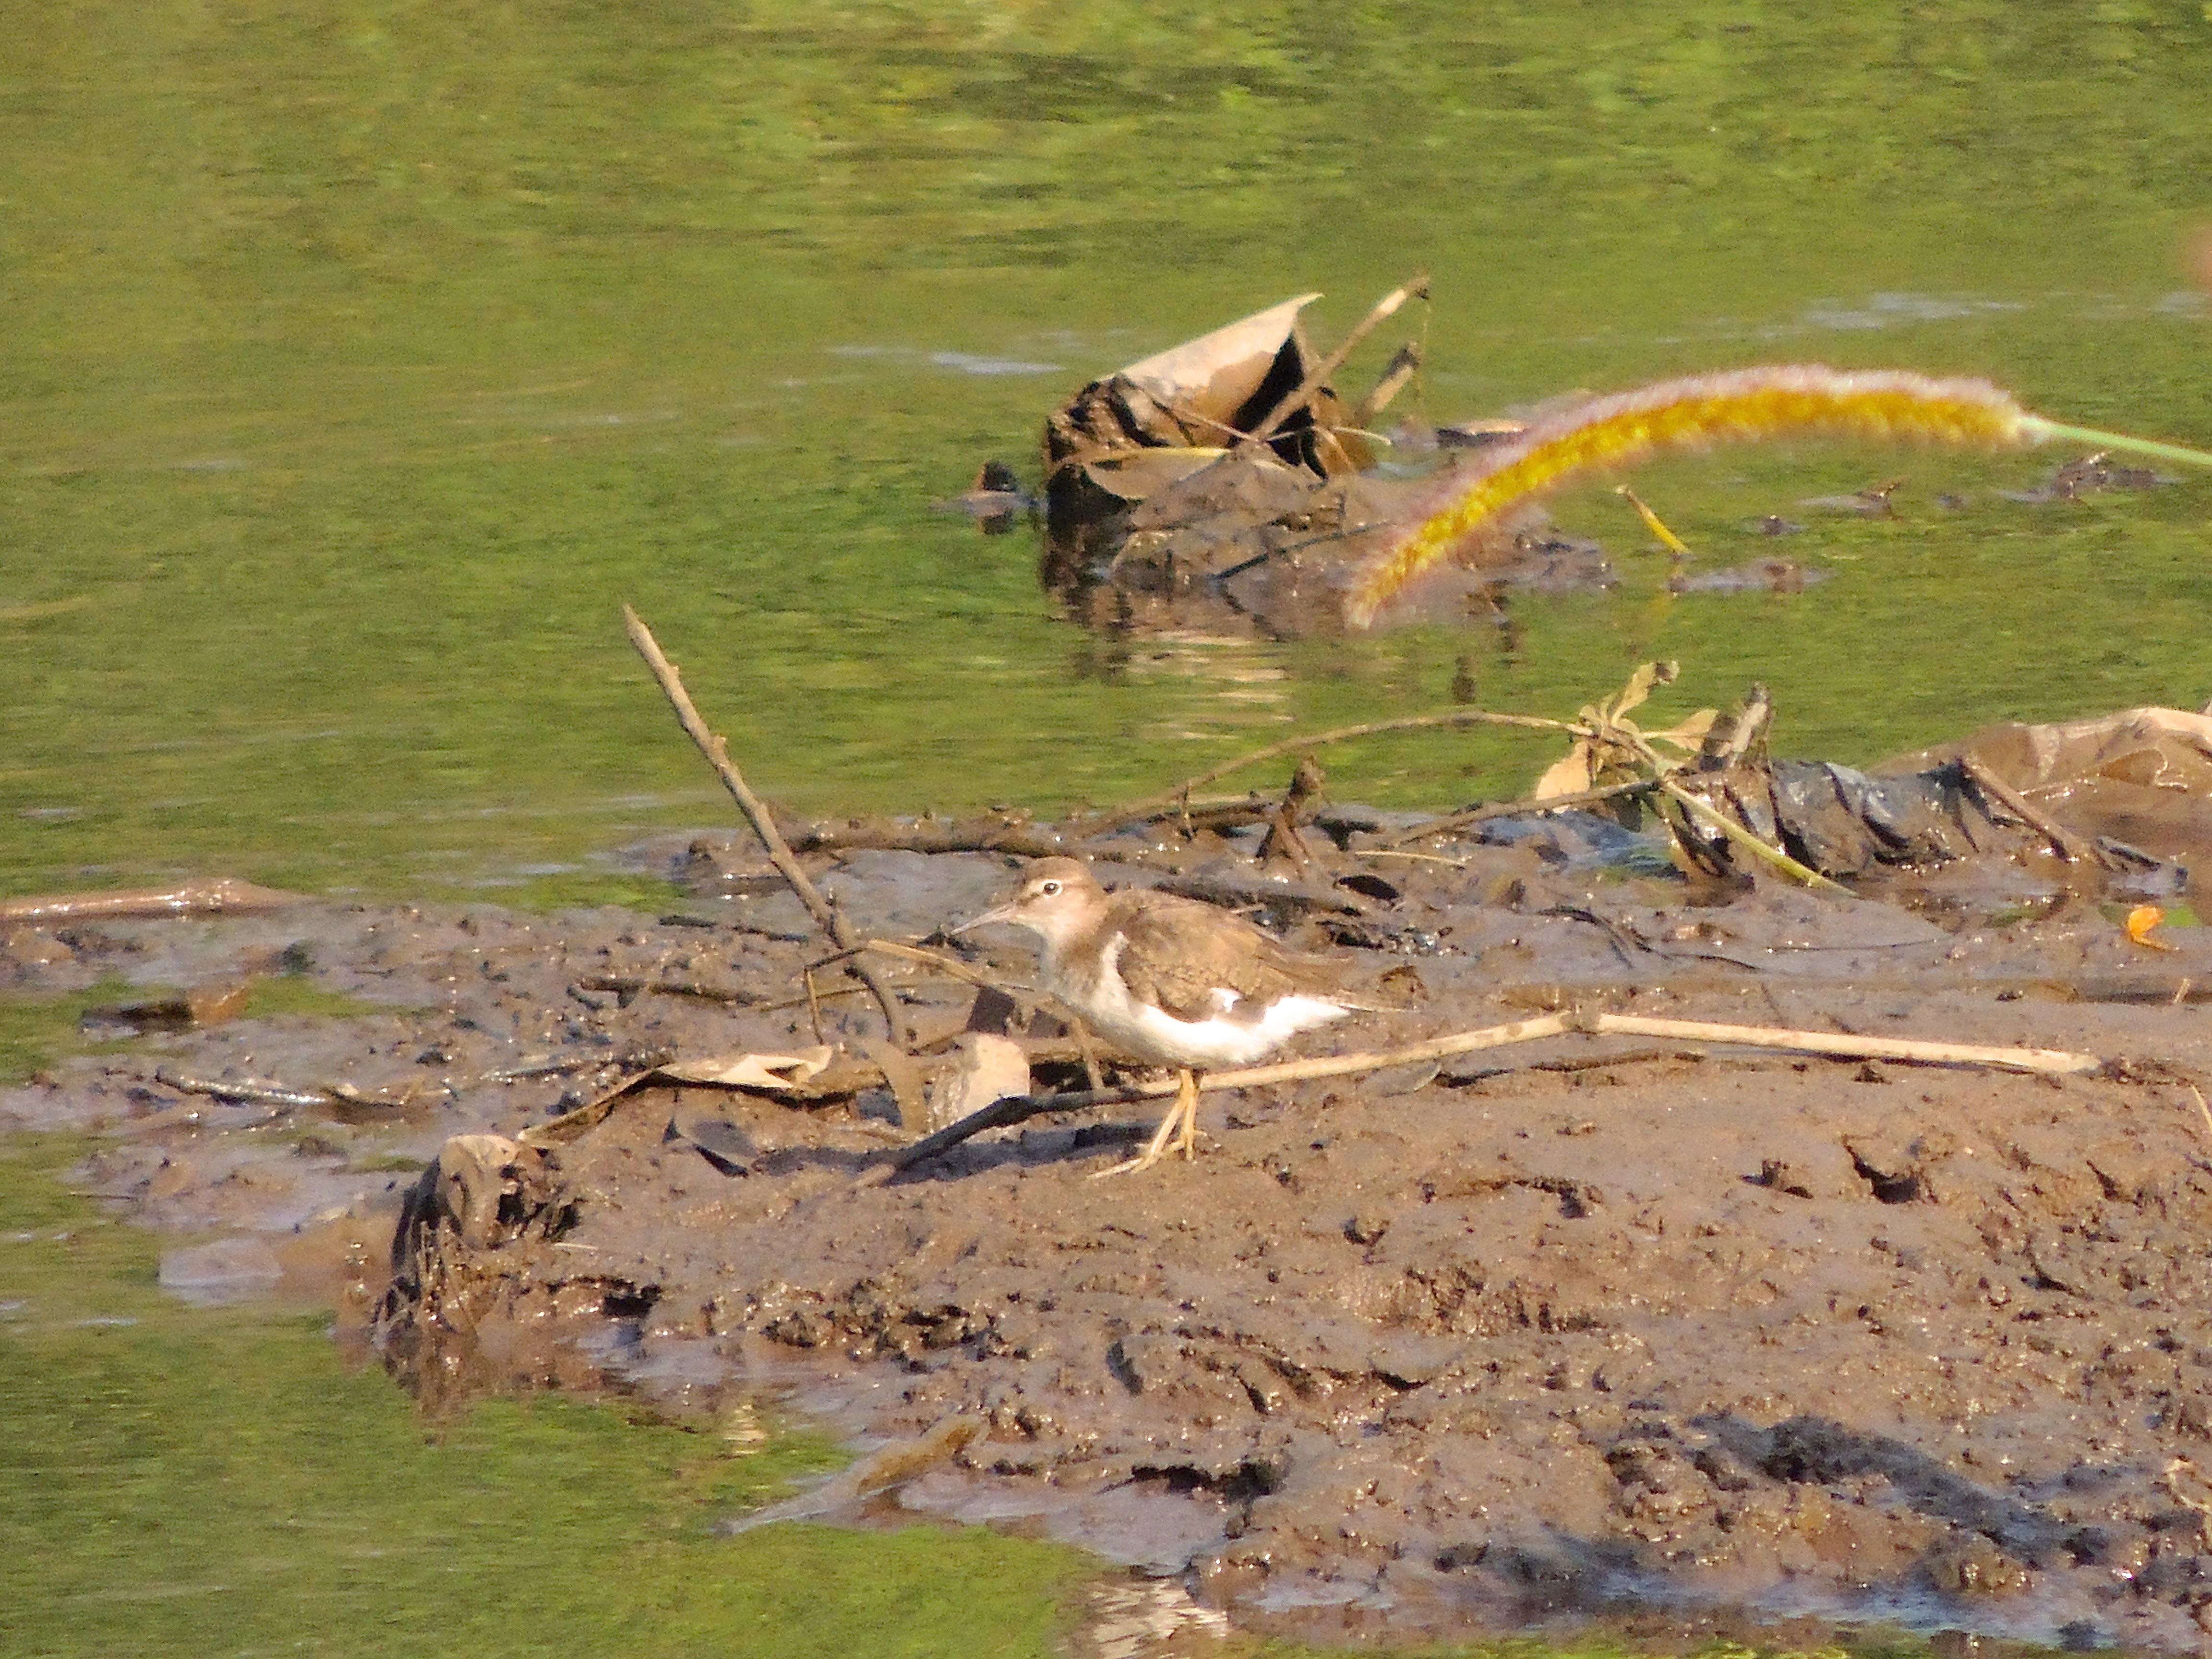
10,830 -> 2212,1652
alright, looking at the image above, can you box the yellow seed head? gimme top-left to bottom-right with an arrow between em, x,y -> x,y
1346,365 -> 2033,628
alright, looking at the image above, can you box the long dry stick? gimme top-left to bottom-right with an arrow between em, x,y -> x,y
622,605 -> 904,1043
878,1006 -> 2113,1174
1242,273 -> 1429,447
1582,1013 -> 2102,1075
0,878 -> 306,924
1079,707 -> 1581,836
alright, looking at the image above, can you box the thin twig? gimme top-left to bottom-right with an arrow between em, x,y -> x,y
1958,752 -> 2115,869
576,974 -> 760,1006
785,814 -> 1074,860
623,605 -> 904,1043
1371,778 -> 1658,848
1078,707 -> 1582,836
1241,274 -> 1429,447
813,938 -> 1011,995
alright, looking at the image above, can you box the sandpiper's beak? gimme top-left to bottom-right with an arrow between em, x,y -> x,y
951,900 -> 1020,937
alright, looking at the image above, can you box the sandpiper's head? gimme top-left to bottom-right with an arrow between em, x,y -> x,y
955,856 -> 1105,951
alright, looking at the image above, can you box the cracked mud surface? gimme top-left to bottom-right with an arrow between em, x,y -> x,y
9,823 -> 2212,1651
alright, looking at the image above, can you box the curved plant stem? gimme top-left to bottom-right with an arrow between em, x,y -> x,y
1077,707 -> 1584,835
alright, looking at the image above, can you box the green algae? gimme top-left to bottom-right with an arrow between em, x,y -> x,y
0,1131 -> 1097,1659
0,984 -> 137,1088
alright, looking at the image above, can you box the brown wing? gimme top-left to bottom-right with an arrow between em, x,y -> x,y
1109,892 -> 1351,1023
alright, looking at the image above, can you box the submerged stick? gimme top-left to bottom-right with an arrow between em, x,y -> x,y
1371,777 -> 1659,848
1956,752 -> 2113,869
1079,707 -> 1581,836
0,878 -> 307,924
622,605 -> 905,1043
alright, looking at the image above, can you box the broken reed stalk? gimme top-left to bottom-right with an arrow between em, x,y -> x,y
1346,365 -> 2212,627
1351,342 -> 1424,431
1242,273 -> 1429,447
1583,1014 -> 2103,1075
881,1007 -> 2110,1171
621,604 -> 905,1044
1080,706 -> 1583,836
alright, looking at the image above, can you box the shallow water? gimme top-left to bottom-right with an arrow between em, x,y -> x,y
0,1133 -> 1120,1659
3,5 -> 2210,902
5,6 -> 2212,1654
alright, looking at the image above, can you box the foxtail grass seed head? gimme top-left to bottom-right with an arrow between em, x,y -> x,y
1344,364 -> 2212,628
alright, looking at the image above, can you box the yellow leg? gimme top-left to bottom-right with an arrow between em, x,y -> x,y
1094,1069 -> 1199,1178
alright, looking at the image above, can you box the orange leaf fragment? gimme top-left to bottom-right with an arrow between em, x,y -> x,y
2126,904 -> 2177,951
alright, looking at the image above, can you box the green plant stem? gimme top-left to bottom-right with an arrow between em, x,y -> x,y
1658,780 -> 1854,896
2025,419 -> 2212,470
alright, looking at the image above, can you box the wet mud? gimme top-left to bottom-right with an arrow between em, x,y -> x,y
9,806 -> 2212,1652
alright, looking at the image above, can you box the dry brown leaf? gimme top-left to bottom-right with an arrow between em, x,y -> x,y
656,1048 -> 836,1091
1645,709 -> 1721,753
1533,741 -> 1598,800
1602,660 -> 1677,723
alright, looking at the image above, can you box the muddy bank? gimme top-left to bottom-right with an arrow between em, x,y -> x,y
11,787 -> 2212,1652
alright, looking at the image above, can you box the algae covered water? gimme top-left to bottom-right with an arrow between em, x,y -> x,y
5,6 -> 2212,1655
3,5 -> 2210,902
0,1135 -> 1103,1659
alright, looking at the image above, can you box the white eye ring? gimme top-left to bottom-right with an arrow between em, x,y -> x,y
1039,879 -> 1062,896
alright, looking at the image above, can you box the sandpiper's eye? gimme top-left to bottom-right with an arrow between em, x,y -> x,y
1039,879 -> 1061,896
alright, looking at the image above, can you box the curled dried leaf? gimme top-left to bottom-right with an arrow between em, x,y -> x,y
2125,904 -> 2177,951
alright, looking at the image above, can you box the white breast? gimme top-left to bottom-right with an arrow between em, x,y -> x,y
1047,933 -> 1349,1069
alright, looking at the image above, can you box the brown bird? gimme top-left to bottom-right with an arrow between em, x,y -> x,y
958,857 -> 1382,1175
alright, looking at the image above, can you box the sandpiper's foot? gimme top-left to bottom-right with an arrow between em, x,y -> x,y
1093,1070 -> 1199,1178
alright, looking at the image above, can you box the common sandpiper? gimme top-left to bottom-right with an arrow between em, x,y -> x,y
958,856 -> 1383,1174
